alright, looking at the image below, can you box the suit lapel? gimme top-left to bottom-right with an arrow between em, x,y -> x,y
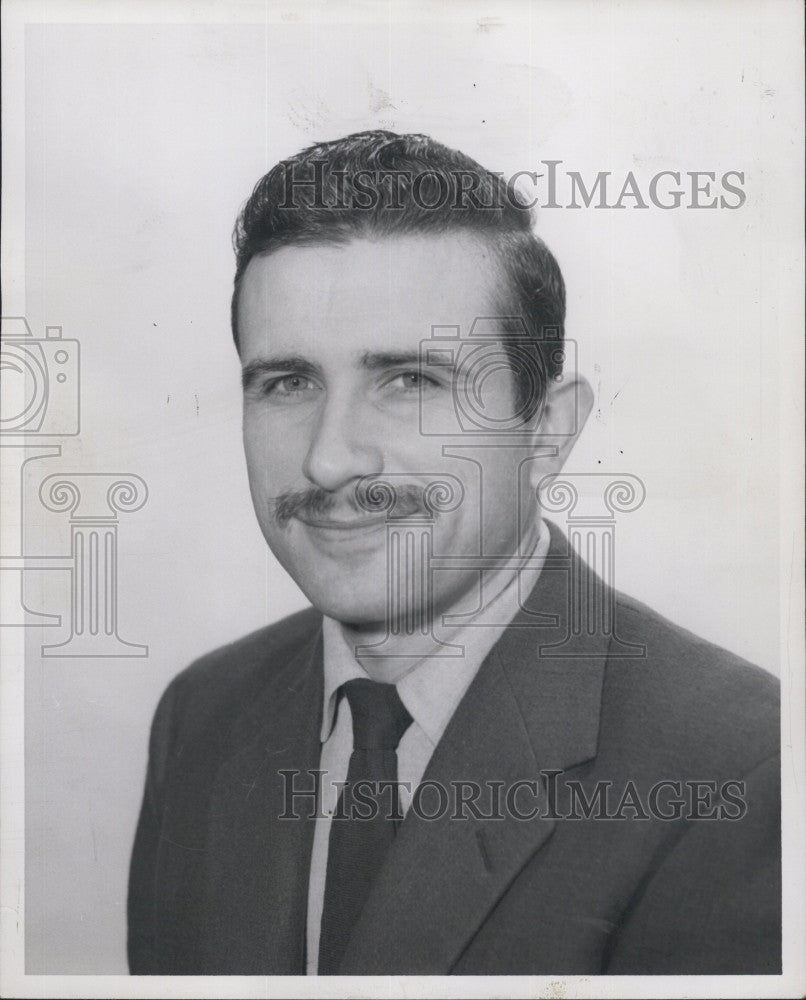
200,627 -> 324,974
340,521 -> 610,974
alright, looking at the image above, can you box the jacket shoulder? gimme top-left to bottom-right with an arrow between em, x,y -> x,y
158,606 -> 321,725
601,591 -> 780,773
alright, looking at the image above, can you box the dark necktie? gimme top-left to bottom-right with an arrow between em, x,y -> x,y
318,678 -> 413,974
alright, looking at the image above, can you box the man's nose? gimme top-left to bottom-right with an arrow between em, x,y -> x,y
302,396 -> 384,493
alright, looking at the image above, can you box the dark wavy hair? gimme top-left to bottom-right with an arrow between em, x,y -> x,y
231,130 -> 566,420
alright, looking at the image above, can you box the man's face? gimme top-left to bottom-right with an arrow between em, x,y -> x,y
238,233 -> 553,627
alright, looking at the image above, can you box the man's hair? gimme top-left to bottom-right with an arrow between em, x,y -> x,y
231,130 -> 566,421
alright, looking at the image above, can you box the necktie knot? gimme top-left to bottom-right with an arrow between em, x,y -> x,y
342,677 -> 412,751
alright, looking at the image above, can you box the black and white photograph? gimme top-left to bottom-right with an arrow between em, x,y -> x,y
1,1 -> 804,997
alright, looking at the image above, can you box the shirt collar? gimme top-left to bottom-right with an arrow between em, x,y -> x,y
320,617 -> 366,742
320,519 -> 549,747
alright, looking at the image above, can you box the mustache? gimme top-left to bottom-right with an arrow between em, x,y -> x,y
268,483 -> 427,527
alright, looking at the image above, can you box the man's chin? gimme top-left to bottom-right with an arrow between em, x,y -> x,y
293,571 -> 473,632
299,587 -> 389,629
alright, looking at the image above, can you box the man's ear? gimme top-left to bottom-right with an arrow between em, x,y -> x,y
527,373 -> 594,487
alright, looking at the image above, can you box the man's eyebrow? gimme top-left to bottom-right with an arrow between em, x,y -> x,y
241,356 -> 317,390
359,350 -> 454,371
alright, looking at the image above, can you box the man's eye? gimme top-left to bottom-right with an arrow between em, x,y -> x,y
265,374 -> 320,399
388,370 -> 441,393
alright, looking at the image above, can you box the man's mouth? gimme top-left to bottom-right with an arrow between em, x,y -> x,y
294,512 -> 390,532
270,482 -> 430,529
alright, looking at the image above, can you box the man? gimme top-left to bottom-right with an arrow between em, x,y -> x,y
128,131 -> 780,975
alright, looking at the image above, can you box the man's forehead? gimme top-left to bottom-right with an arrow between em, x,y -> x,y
237,232 -> 505,350
244,231 -> 499,280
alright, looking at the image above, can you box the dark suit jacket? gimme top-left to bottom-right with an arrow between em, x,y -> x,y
128,521 -> 781,975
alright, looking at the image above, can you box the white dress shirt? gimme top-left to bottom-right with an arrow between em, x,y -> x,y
305,521 -> 550,973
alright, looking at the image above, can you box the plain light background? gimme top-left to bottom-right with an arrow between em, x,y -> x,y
5,0 -> 801,976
